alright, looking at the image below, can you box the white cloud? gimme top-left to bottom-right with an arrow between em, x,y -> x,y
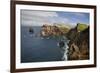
21,10 -> 58,17
21,10 -> 59,26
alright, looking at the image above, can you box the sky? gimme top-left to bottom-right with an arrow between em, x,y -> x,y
21,9 -> 90,27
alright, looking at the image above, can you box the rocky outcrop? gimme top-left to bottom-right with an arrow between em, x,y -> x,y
40,24 -> 70,37
67,25 -> 89,60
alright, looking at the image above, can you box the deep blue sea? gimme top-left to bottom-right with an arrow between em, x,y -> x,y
21,26 -> 65,63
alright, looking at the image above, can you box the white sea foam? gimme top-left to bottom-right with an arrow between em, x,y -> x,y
61,41 -> 69,61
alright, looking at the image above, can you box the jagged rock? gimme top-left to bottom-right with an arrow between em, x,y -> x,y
67,26 -> 89,60
29,27 -> 34,34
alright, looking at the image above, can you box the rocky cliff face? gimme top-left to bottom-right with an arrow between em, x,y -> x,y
67,26 -> 89,60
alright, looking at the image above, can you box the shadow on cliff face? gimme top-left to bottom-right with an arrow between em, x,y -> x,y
67,26 -> 89,60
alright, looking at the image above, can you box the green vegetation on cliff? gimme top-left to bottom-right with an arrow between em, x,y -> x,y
77,23 -> 88,32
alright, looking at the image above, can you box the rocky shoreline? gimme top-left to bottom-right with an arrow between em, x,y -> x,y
40,23 -> 89,60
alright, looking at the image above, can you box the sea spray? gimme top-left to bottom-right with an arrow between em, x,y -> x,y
61,42 -> 69,60
58,39 -> 70,61
62,40 -> 70,61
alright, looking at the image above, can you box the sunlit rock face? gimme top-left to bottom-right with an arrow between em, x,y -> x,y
40,24 -> 70,37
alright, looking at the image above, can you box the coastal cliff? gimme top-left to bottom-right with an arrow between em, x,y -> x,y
40,23 -> 89,60
67,23 -> 89,60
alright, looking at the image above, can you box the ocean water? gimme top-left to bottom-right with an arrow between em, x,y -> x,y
21,26 -> 67,63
